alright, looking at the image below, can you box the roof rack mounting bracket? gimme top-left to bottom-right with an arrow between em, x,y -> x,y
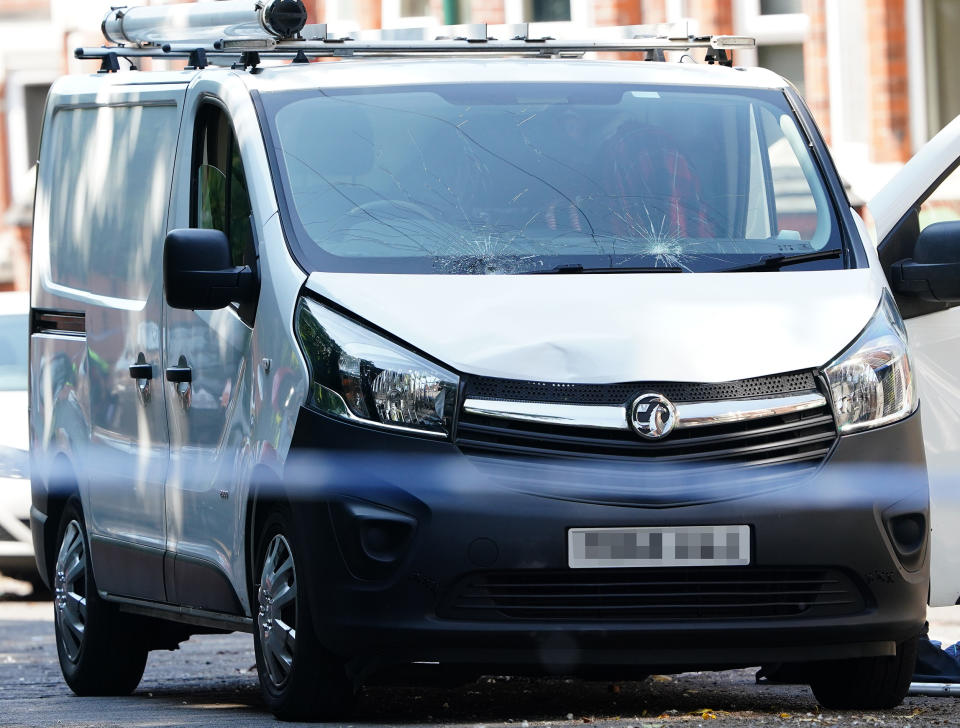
705,47 -> 732,67
231,50 -> 261,72
99,52 -> 121,73
186,47 -> 208,69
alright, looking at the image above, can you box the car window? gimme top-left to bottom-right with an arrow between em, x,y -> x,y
919,163 -> 960,231
0,313 -> 28,391
263,83 -> 843,274
192,104 -> 256,269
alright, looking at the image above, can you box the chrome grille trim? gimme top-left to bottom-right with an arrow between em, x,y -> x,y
463,391 -> 827,432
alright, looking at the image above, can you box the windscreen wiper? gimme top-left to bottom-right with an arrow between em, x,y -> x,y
527,264 -> 685,274
720,248 -> 843,273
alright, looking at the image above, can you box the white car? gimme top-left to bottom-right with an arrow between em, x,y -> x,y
0,290 -> 32,580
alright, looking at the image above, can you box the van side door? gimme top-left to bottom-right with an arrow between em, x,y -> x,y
31,82 -> 185,602
872,114 -> 960,607
162,88 -> 259,615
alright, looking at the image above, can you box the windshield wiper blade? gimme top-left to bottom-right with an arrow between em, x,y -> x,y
527,264 -> 685,275
721,248 -> 843,273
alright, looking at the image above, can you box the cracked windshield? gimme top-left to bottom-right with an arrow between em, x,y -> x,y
266,83 -> 840,274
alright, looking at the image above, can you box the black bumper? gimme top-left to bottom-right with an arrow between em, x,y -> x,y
284,407 -> 928,676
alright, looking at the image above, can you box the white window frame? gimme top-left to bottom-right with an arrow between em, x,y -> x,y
381,0 -> 438,28
5,69 -> 58,210
326,0 -> 361,33
905,0 -> 928,153
733,0 -> 809,68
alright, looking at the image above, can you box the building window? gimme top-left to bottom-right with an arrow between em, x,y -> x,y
757,43 -> 805,96
400,0 -> 429,15
734,0 -> 809,98
759,0 -> 803,14
4,72 -> 55,227
924,0 -> 960,138
526,0 -> 570,22
382,0 -> 437,27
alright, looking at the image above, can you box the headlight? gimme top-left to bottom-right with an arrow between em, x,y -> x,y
824,290 -> 917,434
295,298 -> 459,437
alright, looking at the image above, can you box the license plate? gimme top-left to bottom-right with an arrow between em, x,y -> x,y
568,525 -> 750,568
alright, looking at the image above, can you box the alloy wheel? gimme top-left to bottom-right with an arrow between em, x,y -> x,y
257,533 -> 298,688
54,520 -> 88,664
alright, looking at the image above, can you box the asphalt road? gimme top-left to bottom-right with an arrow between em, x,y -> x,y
2,579 -> 960,728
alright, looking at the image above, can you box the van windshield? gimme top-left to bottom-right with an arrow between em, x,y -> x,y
261,83 -> 845,274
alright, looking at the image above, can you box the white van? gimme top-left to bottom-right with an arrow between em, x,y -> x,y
27,1 -> 960,719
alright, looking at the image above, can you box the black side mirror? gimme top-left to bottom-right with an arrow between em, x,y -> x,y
163,228 -> 259,310
891,220 -> 960,303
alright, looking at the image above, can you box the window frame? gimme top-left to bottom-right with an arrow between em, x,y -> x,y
189,98 -> 259,324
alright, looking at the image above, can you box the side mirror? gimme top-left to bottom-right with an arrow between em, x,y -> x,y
163,228 -> 259,310
891,220 -> 960,303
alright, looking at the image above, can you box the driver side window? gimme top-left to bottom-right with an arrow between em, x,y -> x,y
192,103 -> 256,269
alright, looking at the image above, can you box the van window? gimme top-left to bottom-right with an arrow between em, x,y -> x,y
46,104 -> 179,299
261,83 -> 843,275
192,104 -> 255,268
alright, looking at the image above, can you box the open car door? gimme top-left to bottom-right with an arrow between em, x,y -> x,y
871,113 -> 960,606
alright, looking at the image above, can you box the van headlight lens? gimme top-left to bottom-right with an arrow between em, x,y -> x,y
824,291 -> 917,434
295,298 -> 458,437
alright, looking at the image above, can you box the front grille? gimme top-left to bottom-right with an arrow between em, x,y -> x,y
441,568 -> 866,621
455,402 -> 837,468
463,371 -> 819,406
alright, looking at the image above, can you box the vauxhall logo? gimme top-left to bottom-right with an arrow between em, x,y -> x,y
629,393 -> 678,440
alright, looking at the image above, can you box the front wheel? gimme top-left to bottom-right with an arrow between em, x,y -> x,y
808,636 -> 919,709
53,499 -> 148,695
253,506 -> 354,721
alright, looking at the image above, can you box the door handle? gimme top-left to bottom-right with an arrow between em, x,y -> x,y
129,353 -> 153,403
129,364 -> 153,380
167,355 -> 192,410
165,366 -> 193,383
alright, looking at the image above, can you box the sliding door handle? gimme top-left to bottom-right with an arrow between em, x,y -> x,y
129,353 -> 153,403
129,364 -> 153,380
165,366 -> 192,383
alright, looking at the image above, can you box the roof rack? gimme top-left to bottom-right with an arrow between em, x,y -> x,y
78,0 -> 755,73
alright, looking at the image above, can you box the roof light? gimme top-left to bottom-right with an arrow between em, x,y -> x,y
711,35 -> 757,48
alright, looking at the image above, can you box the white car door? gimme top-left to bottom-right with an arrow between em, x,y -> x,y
870,114 -> 960,606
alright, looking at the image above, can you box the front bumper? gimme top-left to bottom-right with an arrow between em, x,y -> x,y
284,407 -> 928,676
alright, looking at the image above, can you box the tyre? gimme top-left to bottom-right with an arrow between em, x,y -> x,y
253,505 -> 354,721
808,636 -> 919,709
53,499 -> 149,696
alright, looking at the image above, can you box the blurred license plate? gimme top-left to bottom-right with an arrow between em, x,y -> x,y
568,525 -> 750,568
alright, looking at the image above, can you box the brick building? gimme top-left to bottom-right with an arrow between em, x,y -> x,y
0,0 -> 955,291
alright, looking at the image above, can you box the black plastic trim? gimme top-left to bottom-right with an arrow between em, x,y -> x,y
88,535 -> 166,602
108,594 -> 254,633
31,308 -> 85,336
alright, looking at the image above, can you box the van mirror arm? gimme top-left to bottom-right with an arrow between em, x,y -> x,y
889,220 -> 960,303
891,259 -> 960,303
182,266 -> 259,309
163,228 -> 261,310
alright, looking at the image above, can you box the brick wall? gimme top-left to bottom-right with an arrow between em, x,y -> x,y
593,0 -> 643,27
689,0 -> 733,35
803,0 -> 830,142
469,0 -> 505,24
865,0 -> 910,163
